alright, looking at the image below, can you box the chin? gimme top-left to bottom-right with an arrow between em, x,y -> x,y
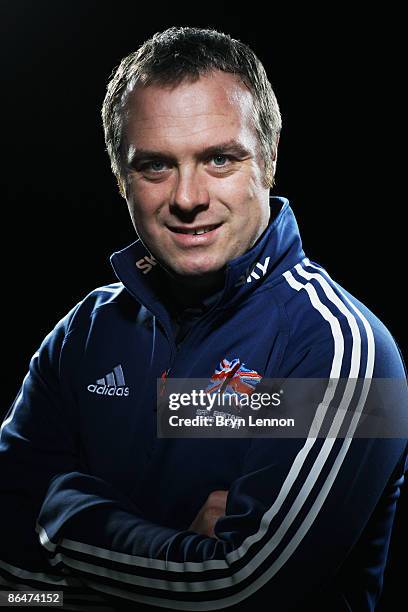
167,258 -> 225,279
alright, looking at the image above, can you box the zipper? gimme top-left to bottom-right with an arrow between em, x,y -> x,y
159,303 -> 223,395
159,368 -> 169,397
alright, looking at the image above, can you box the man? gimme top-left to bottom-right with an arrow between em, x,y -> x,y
0,26 -> 406,611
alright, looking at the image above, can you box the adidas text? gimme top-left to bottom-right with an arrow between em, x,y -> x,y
87,384 -> 130,397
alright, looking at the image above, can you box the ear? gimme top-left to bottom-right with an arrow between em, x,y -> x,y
271,132 -> 280,179
117,175 -> 128,201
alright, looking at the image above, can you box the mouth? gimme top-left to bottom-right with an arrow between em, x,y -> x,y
168,223 -> 222,235
165,222 -> 223,247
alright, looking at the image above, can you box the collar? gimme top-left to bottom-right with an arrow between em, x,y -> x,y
110,196 -> 305,327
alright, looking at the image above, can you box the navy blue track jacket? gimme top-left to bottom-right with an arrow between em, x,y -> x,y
0,196 -> 406,611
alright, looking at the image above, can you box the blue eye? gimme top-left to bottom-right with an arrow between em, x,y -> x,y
213,155 -> 227,166
150,161 -> 166,171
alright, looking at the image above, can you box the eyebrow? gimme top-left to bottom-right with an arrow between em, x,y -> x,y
126,140 -> 252,167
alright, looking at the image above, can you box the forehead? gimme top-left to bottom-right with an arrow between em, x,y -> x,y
123,71 -> 257,149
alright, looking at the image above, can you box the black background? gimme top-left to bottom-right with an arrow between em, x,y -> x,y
1,2 -> 404,610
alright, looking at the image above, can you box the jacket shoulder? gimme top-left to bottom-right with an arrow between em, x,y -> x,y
279,258 -> 405,378
39,281 -> 134,349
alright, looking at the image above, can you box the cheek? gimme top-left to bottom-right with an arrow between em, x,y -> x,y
211,169 -> 259,203
128,190 -> 162,224
128,175 -> 166,207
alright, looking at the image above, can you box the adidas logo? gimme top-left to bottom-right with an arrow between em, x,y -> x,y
87,364 -> 130,397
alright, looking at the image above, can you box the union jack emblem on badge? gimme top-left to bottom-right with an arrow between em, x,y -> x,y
206,358 -> 262,398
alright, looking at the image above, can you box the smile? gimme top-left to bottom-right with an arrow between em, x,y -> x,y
166,223 -> 223,247
169,224 -> 221,235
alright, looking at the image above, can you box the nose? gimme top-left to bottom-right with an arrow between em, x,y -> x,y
170,166 -> 210,216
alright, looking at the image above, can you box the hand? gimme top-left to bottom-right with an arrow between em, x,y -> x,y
188,490 -> 228,538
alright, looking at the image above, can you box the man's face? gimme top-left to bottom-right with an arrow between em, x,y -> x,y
123,70 -> 272,279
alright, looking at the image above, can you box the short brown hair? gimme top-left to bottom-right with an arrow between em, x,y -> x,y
102,26 -> 282,197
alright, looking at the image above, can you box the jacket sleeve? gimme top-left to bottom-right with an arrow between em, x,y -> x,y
33,319 -> 407,610
0,304 -> 90,592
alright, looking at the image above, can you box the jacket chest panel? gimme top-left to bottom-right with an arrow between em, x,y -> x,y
74,319 -> 170,493
169,300 -> 286,379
